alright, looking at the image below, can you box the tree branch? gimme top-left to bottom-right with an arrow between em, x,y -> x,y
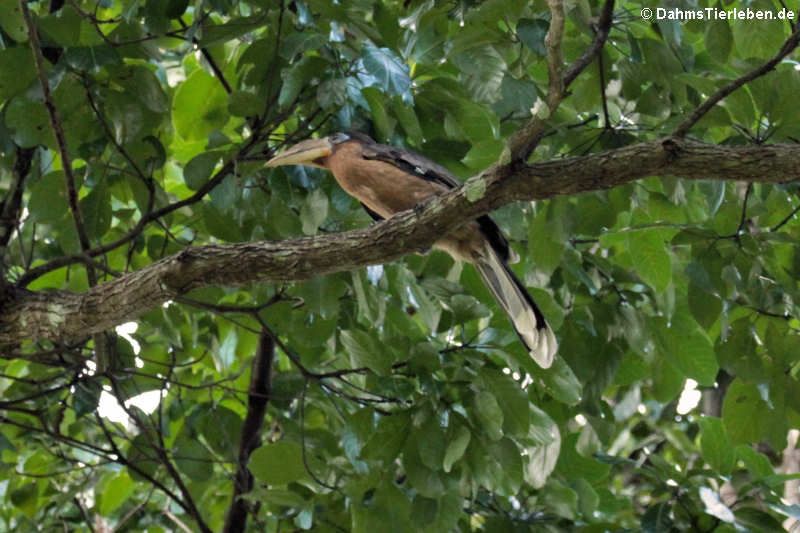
673,22 -> 800,138
0,147 -> 35,250
2,138 -> 799,347
223,331 -> 275,533
508,0 -> 615,162
20,1 -> 94,266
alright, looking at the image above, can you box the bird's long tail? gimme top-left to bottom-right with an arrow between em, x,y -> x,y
473,244 -> 557,369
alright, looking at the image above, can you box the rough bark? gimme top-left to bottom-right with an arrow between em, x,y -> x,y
2,138 -> 799,347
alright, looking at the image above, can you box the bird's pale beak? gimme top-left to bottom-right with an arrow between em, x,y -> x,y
265,137 -> 333,169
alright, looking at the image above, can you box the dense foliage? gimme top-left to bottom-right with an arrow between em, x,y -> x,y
1,0 -> 800,531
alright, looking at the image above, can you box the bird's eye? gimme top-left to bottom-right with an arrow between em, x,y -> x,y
329,132 -> 349,144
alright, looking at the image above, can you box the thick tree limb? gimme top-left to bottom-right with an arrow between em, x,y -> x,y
1,138 -> 799,347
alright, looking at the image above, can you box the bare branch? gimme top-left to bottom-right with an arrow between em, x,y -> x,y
20,1 -> 94,266
223,331 -> 275,533
508,0 -> 615,162
673,23 -> 800,138
563,0 -> 616,88
0,147 -> 35,249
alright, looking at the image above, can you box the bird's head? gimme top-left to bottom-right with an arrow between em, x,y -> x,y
265,132 -> 356,169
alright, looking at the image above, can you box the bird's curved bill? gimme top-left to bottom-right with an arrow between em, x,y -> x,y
265,138 -> 333,168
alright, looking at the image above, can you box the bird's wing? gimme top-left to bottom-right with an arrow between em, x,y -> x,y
360,142 -> 515,263
361,143 -> 462,189
360,202 -> 384,221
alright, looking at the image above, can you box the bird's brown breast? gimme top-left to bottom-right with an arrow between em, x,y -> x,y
327,141 -> 483,262
326,142 -> 448,219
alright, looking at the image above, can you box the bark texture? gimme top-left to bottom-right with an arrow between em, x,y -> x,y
2,138 -> 799,347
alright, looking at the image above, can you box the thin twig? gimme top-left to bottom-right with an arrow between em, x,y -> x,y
179,16 -> 233,94
20,1 -> 94,270
597,49 -> 611,128
771,201 -> 800,232
300,379 -> 338,490
673,23 -> 800,137
563,0 -> 616,88
508,0 -> 615,162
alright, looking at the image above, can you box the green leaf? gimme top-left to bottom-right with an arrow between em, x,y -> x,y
353,483 -> 414,533
733,507 -> 786,533
642,502 -> 673,533
416,416 -> 446,471
403,437 -> 444,497
64,45 -> 121,72
80,180 -> 112,241
443,423 -> 470,473
484,372 -> 529,437
526,432 -> 564,486
453,101 -> 499,142
114,65 -> 169,114
317,78 -> 347,110
627,228 -> 674,293
279,32 -> 328,59
555,434 -> 611,483
450,43 -> 505,102
361,87 -> 395,141
5,97 -> 53,148
732,0 -> 788,59
361,41 -> 411,96
411,496 -> 438,531
28,171 -> 67,224
539,358 -> 582,406
517,18 -> 549,56
340,329 -> 392,376
0,47 -> 36,100
652,356 -> 685,403
493,437 -> 523,495
229,90 -> 266,117
98,472 -> 135,515
300,188 -> 329,235
651,315 -> 718,386
735,444 -> 775,479
0,3 -> 27,42
184,151 -> 222,190
698,416 -> 735,475
363,411 -> 411,464
278,56 -> 329,108
73,379 -> 102,417
722,378 -> 771,444
541,478 -> 579,519
447,294 -> 490,324
473,390 -> 504,441
172,69 -> 229,141
496,75 -> 538,116
391,96 -> 424,145
173,437 -> 213,481
461,139 -> 503,170
705,18 -> 732,63
688,282 -> 722,330
250,441 -> 308,485
202,202 -> 243,242
197,16 -> 264,47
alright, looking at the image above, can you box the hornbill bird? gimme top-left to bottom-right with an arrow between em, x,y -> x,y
266,132 -> 557,368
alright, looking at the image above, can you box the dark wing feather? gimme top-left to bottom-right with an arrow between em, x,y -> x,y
355,135 -> 512,262
360,202 -> 384,221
